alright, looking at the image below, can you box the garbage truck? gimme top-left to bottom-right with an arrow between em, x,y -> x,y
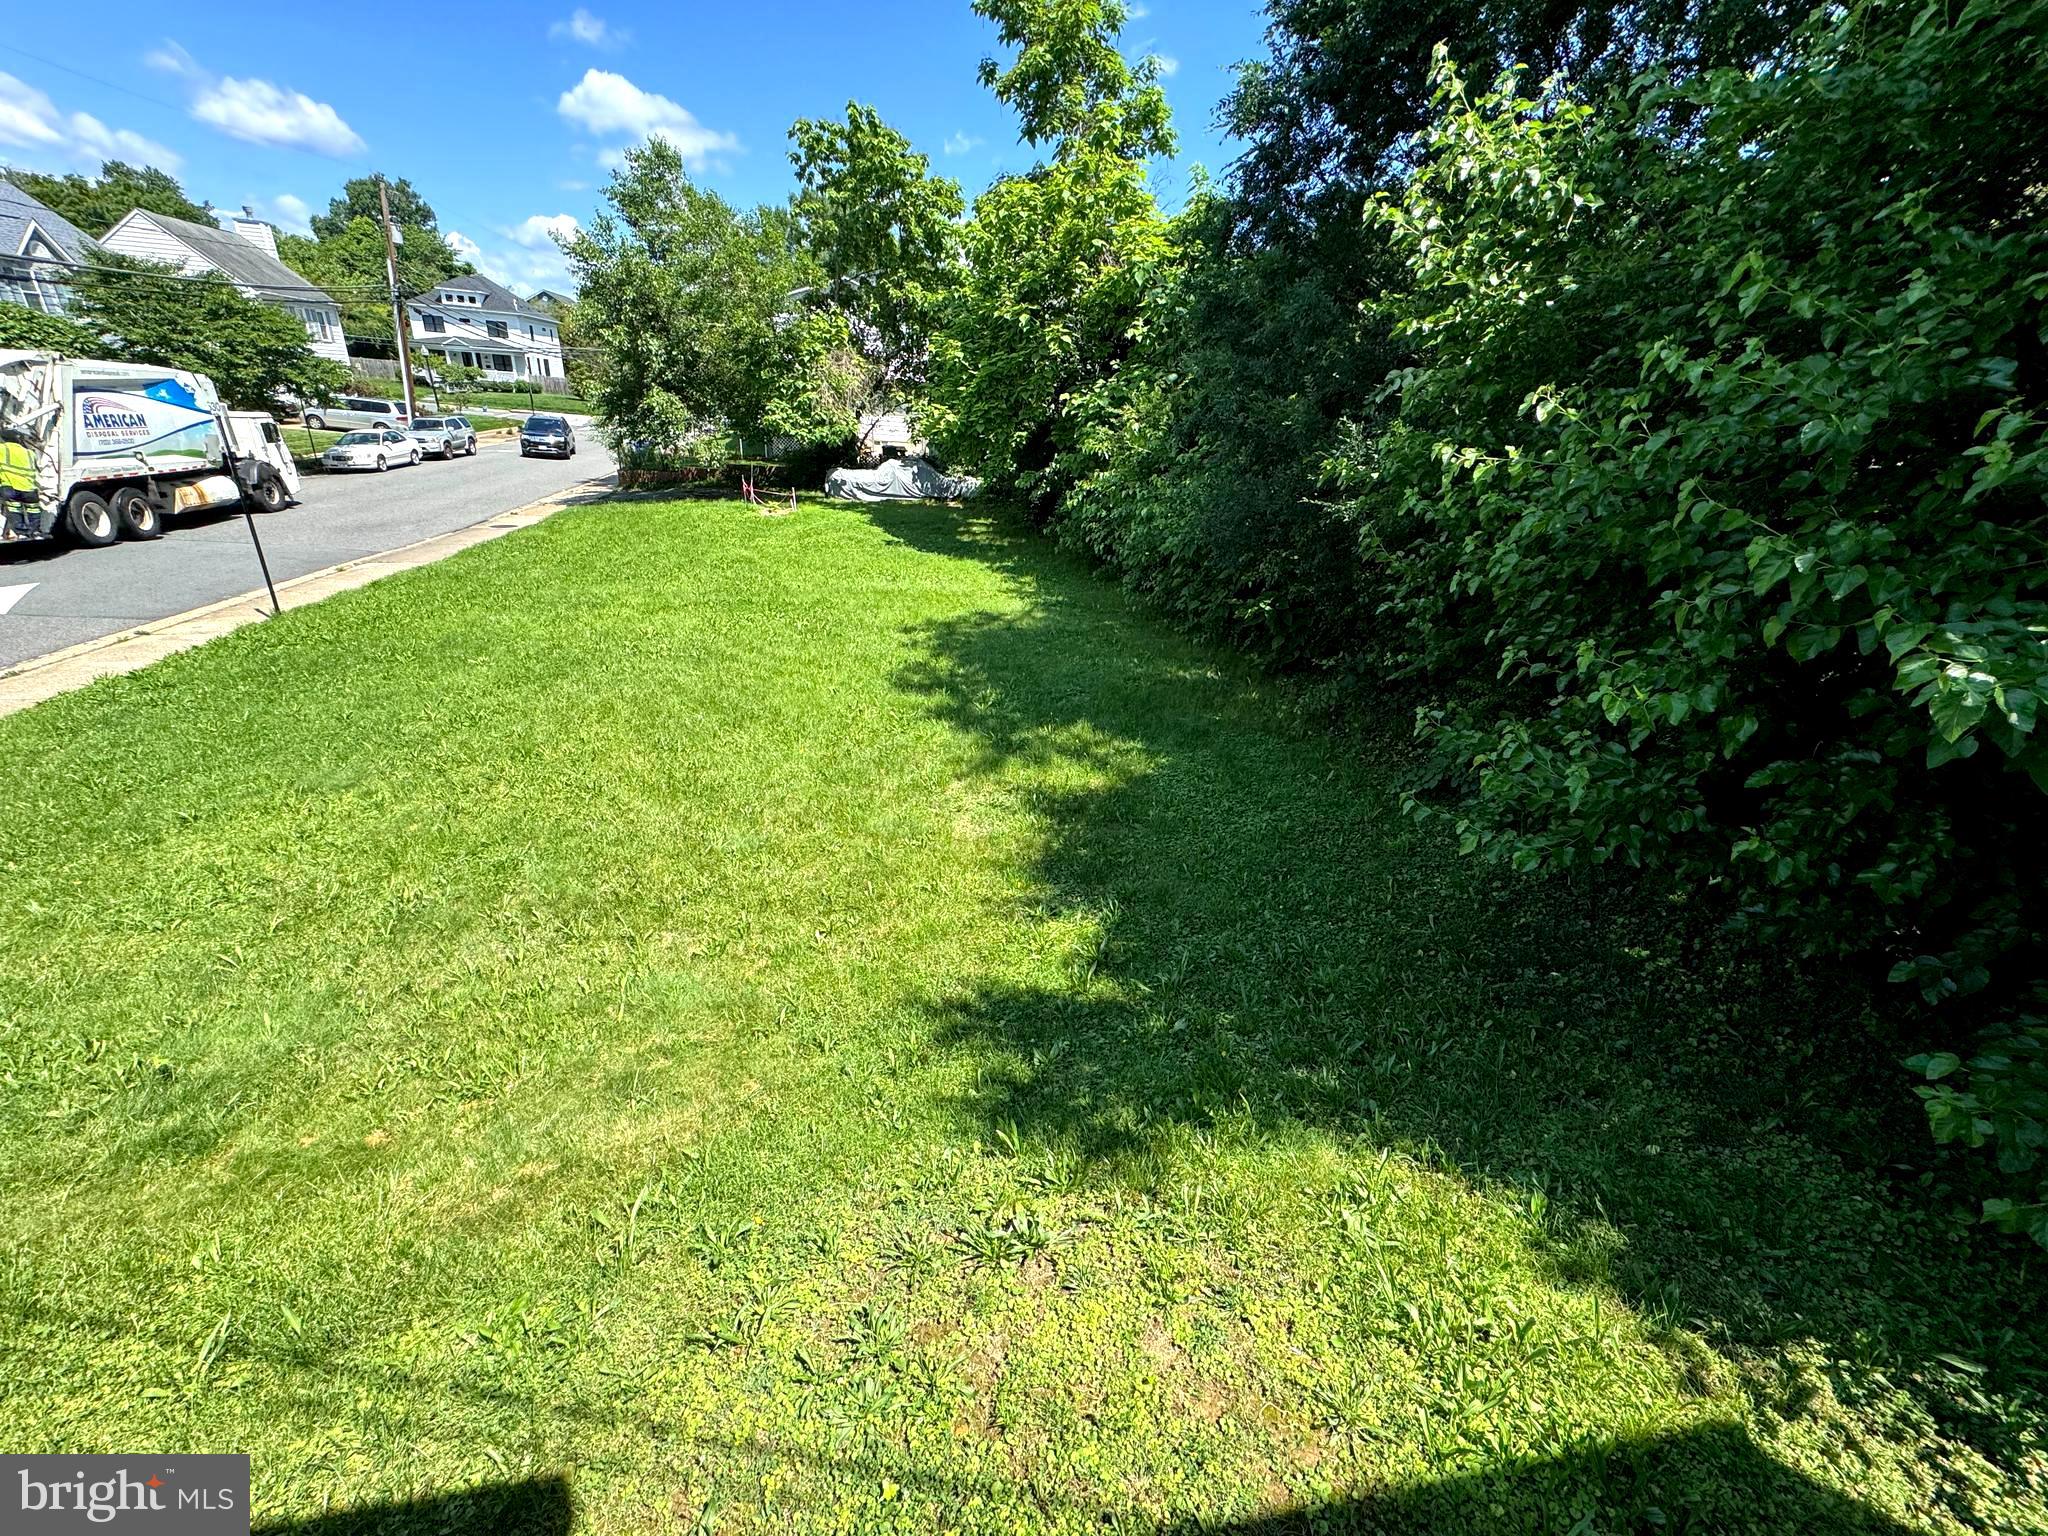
0,352 -> 300,548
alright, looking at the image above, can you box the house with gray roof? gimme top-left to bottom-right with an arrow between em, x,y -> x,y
0,181 -> 98,315
407,272 -> 566,383
98,207 -> 348,363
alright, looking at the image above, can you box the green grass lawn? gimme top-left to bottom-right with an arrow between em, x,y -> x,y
355,377 -> 591,415
285,423 -> 343,456
0,496 -> 2040,1535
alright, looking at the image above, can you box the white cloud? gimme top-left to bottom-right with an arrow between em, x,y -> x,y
0,71 -> 183,173
942,131 -> 983,157
557,177 -> 590,192
148,42 -> 363,157
1153,54 -> 1180,77
549,8 -> 627,47
443,224 -> 573,291
1128,3 -> 1150,16
464,242 -> 573,293
193,78 -> 364,157
504,213 -> 580,250
557,69 -> 737,170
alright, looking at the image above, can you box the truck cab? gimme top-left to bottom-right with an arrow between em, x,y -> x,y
221,412 -> 301,512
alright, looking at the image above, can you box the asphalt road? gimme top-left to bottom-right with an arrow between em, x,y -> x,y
0,424 -> 612,672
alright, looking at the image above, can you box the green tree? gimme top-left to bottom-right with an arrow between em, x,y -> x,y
276,175 -> 467,352
2,161 -> 212,236
310,175 -> 445,242
973,0 -> 1172,157
566,139 -> 833,452
556,298 -> 604,403
930,146 -> 1169,508
277,215 -> 466,353
789,103 -> 963,403
69,255 -> 346,409
931,0 -> 1173,509
0,300 -> 101,354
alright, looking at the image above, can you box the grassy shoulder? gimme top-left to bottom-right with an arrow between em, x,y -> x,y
352,377 -> 590,414
0,496 -> 2038,1534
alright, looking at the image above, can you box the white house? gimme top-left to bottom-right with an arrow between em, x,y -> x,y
407,274 -> 565,383
99,208 -> 348,364
0,182 -> 98,314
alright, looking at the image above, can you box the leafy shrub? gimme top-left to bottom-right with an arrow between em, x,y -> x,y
1908,1034 -> 2047,1245
1327,3 -> 2048,1220
0,301 -> 102,355
1002,0 -> 2048,1231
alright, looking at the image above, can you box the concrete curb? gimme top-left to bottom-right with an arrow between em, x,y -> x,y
0,475 -> 614,719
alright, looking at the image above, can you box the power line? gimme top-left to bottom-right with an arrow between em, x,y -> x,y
0,43 -> 190,116
24,262 -> 398,301
8,255 -> 397,301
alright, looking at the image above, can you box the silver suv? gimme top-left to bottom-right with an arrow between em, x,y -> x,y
408,417 -> 477,458
303,396 -> 411,432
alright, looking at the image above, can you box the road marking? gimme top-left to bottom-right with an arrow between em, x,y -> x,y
0,583 -> 37,616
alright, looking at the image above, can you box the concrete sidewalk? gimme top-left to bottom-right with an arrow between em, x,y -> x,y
0,477 -> 607,718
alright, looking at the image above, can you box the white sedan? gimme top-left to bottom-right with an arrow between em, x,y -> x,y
322,428 -> 421,473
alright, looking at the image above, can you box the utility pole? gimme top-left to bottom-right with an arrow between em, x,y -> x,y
378,177 -> 419,422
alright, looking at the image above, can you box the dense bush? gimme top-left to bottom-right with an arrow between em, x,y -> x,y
966,0 -> 2048,1237
1350,4 -> 2047,1236
0,301 -> 101,355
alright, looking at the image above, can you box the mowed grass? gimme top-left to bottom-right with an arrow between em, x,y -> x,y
0,496 -> 2041,1535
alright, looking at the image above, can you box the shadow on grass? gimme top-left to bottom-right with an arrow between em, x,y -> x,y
865,500 -> 2045,1476
1152,1423 -> 1912,1534
252,1424 -> 1908,1534
253,1475 -> 571,1536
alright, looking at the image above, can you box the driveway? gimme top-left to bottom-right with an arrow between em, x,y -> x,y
0,422 -> 612,672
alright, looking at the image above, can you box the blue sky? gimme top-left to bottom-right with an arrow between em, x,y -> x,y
0,0 -> 1270,296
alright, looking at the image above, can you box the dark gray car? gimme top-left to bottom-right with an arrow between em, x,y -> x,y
519,414 -> 576,459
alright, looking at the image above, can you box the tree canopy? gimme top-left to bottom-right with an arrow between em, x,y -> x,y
279,177 -> 468,350
2,161 -> 212,236
790,103 -> 963,403
311,175 -> 444,241
66,254 -> 346,409
566,138 -> 840,454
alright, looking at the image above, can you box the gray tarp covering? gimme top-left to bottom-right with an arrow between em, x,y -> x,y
823,457 -> 980,502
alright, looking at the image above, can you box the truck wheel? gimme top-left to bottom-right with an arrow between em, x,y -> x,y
253,473 -> 288,513
465,437 -> 476,456
64,490 -> 118,547
111,487 -> 163,540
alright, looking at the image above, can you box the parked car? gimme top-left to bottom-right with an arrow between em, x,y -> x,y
405,419 -> 457,459
304,396 -> 411,432
322,429 -> 421,473
519,415 -> 576,459
411,416 -> 477,457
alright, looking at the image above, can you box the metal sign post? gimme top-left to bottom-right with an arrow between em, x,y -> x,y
242,505 -> 281,617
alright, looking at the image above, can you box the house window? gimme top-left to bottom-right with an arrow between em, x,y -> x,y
486,320 -> 508,340
490,353 -> 512,372
422,313 -> 444,334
